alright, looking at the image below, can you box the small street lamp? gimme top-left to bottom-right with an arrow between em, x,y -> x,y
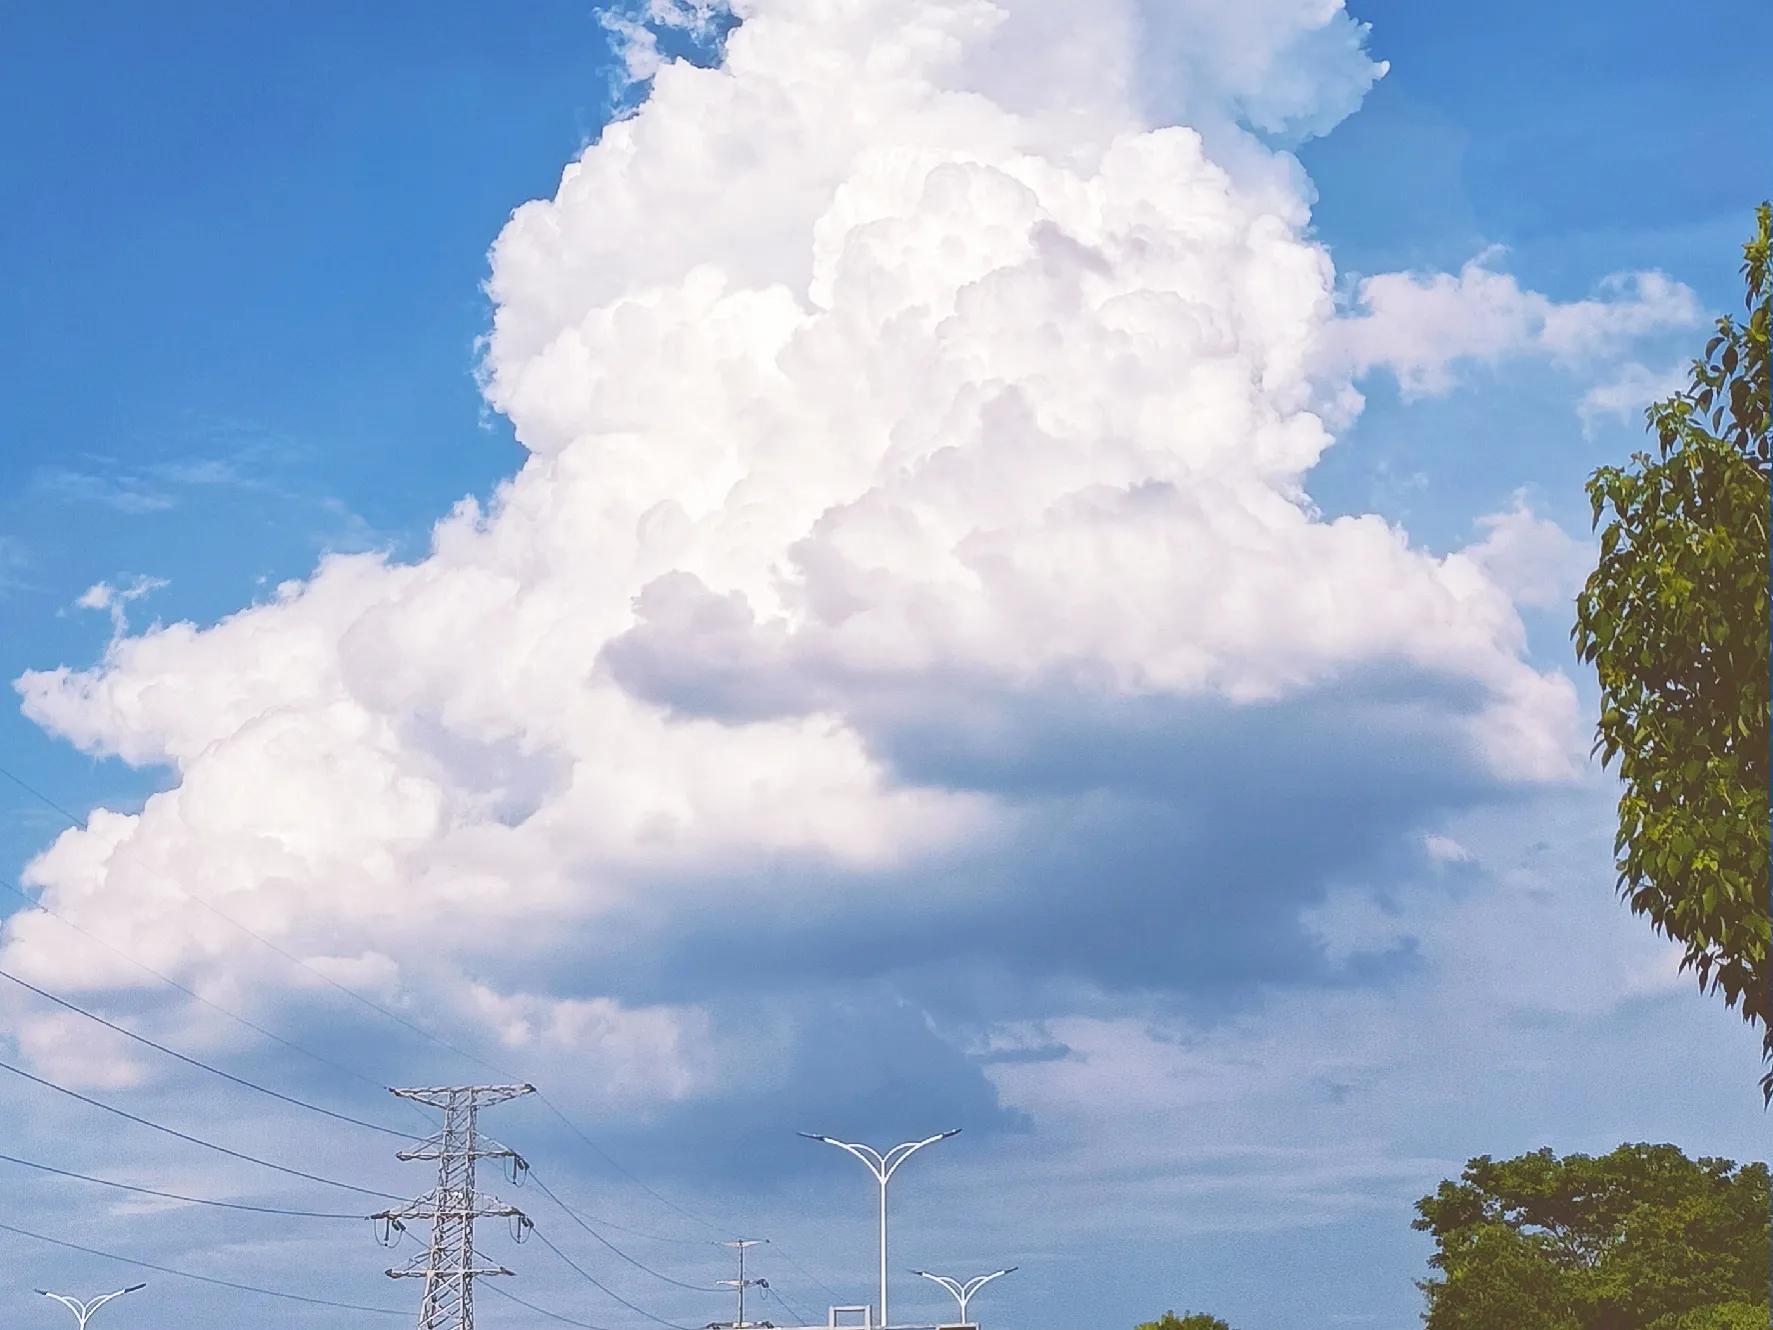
800,1130 -> 959,1328
34,1285 -> 146,1328
911,1267 -> 1017,1325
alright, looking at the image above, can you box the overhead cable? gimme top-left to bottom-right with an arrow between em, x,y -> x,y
0,967 -> 412,1138
0,1057 -> 403,1202
529,1226 -> 698,1329
482,1278 -> 625,1330
0,879 -> 418,1117
527,1171 -> 723,1291
0,1218 -> 405,1315
0,1150 -> 366,1219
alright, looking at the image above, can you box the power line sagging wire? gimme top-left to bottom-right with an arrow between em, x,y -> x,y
759,1274 -> 815,1326
0,1218 -> 406,1315
528,1226 -> 698,1329
0,879 -> 429,1129
0,1150 -> 366,1219
0,760 -> 501,1083
0,967 -> 413,1139
525,1167 -> 830,1324
0,1057 -> 404,1203
530,1089 -> 734,1240
526,1170 -> 723,1291
758,1238 -> 845,1306
2,762 -> 835,1292
0,763 -> 87,828
481,1278 -> 624,1330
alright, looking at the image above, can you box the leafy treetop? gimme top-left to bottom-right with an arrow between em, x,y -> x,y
1135,1311 -> 1234,1330
1573,201 -> 1771,1095
1413,1142 -> 1770,1330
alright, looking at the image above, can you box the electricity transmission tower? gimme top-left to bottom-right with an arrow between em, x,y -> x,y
374,1084 -> 535,1330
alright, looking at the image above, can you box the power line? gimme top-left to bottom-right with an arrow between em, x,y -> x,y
759,1274 -> 815,1326
521,1176 -> 720,1245
759,1240 -> 844,1306
522,1099 -> 843,1309
0,879 -> 426,1123
0,966 -> 412,1139
0,1217 -> 406,1315
0,1150 -> 366,1219
527,1170 -> 833,1322
532,1091 -> 727,1238
0,762 -> 89,827
0,1057 -> 404,1202
1,951 -> 740,1299
2,766 -> 753,1247
0,760 -> 501,1080
526,1171 -> 723,1290
529,1226 -> 698,1329
1,764 -> 824,1294
481,1277 -> 623,1329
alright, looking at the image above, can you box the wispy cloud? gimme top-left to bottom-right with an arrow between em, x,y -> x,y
0,533 -> 30,597
1332,253 -> 1700,399
1577,359 -> 1688,437
73,574 -> 170,636
30,450 -> 279,515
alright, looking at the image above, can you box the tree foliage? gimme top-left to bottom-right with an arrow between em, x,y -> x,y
1413,1143 -> 1770,1330
1572,201 -> 1771,1093
1135,1311 -> 1233,1330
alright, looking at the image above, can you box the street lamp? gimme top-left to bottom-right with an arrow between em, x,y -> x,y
911,1268 -> 1017,1325
799,1130 -> 959,1329
34,1285 -> 146,1328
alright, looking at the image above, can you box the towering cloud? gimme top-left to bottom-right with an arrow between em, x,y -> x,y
4,0 -> 1671,1119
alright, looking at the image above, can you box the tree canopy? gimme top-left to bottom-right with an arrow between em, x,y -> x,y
1135,1311 -> 1234,1330
1573,201 -> 1771,1093
1413,1143 -> 1770,1330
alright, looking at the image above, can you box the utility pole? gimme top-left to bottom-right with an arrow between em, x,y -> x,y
33,1285 -> 145,1327
912,1267 -> 1017,1326
716,1238 -> 768,1328
373,1084 -> 535,1330
800,1130 -> 959,1329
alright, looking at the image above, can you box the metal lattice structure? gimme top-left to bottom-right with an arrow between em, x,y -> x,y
374,1084 -> 535,1330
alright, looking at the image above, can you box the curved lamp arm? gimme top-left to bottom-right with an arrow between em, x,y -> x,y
881,1130 -> 961,1182
961,1268 -> 1016,1299
911,1267 -> 1016,1322
799,1133 -> 889,1180
35,1286 -> 146,1327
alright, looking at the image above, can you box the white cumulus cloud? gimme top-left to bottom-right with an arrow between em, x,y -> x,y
10,0 -> 1591,1104
1333,251 -> 1700,398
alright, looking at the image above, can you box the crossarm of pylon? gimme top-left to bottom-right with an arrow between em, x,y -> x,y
390,1085 -> 535,1108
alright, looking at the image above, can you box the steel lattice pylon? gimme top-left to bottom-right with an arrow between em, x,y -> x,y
374,1084 -> 535,1330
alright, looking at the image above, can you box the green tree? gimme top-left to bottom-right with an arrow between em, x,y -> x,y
1135,1312 -> 1234,1330
1572,202 -> 1771,1095
1413,1143 -> 1770,1330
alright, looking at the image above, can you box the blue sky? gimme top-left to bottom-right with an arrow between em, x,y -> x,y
1,3 -> 1768,1329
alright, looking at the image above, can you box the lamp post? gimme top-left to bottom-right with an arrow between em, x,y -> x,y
799,1131 -> 959,1329
34,1285 -> 146,1328
911,1268 -> 1017,1325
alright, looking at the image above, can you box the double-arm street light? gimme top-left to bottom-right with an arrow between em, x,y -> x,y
34,1285 -> 146,1328
799,1130 -> 960,1328
911,1267 -> 1017,1326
